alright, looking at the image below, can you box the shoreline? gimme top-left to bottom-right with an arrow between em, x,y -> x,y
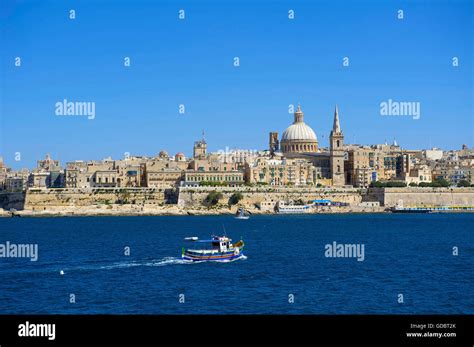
2,207 -> 473,218
2,186 -> 474,218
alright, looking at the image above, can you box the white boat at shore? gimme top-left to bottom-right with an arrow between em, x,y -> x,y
276,201 -> 311,214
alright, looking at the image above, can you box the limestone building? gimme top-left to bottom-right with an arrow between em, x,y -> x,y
268,104 -> 346,186
193,138 -> 207,159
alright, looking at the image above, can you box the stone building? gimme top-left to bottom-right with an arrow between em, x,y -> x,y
269,132 -> 279,155
245,155 -> 318,186
267,104 -> 346,186
4,169 -> 29,192
402,164 -> 432,185
193,138 -> 207,159
37,154 -> 61,172
141,158 -> 187,188
28,172 -> 50,188
0,157 -> 8,190
64,161 -> 89,188
91,170 -> 119,187
182,170 -> 244,186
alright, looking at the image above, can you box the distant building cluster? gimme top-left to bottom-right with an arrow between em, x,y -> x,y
1,105 -> 473,192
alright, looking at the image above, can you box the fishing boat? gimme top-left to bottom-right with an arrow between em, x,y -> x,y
181,236 -> 245,262
234,208 -> 250,220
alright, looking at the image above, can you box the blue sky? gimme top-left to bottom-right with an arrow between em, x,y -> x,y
1,0 -> 473,169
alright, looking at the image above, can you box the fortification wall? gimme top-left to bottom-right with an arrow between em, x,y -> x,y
23,188 -> 169,211
0,192 -> 26,210
177,186 -> 364,208
368,187 -> 474,207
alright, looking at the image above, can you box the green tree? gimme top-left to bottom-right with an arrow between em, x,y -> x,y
370,181 -> 384,188
386,181 -> 407,187
228,192 -> 243,206
203,191 -> 223,207
457,179 -> 470,187
432,177 -> 450,187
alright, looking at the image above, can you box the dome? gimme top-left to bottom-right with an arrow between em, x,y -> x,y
158,150 -> 169,158
175,153 -> 186,161
280,104 -> 318,154
281,122 -> 317,141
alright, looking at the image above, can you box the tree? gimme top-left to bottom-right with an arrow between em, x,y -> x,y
370,180 -> 406,188
203,191 -> 223,207
228,192 -> 243,206
457,179 -> 470,187
432,177 -> 450,187
386,181 -> 407,187
370,181 -> 384,188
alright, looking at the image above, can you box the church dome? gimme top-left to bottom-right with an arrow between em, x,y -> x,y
281,122 -> 317,141
281,105 -> 317,141
280,104 -> 318,154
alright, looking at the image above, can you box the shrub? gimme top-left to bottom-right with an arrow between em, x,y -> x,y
203,191 -> 223,207
228,192 -> 243,206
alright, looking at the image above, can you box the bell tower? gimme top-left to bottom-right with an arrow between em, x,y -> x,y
330,105 -> 345,186
193,131 -> 207,159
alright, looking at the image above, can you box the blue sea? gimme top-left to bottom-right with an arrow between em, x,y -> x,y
0,214 -> 472,314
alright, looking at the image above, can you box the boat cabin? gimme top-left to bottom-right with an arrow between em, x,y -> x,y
211,237 -> 231,252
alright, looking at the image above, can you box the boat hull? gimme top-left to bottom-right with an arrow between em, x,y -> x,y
392,209 -> 431,213
182,250 -> 244,262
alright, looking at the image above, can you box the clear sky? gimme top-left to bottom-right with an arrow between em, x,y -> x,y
1,0 -> 473,169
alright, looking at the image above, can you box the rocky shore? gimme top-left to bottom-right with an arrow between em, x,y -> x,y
2,186 -> 473,217
1,204 -> 386,217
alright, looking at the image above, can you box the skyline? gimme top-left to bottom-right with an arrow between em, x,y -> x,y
1,0 -> 473,169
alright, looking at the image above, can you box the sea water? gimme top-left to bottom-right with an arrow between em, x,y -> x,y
0,214 -> 472,314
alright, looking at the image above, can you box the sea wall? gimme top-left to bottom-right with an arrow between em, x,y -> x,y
23,188 -> 172,211
177,186 -> 364,208
0,192 -> 26,210
3,187 -> 473,215
368,187 -> 474,207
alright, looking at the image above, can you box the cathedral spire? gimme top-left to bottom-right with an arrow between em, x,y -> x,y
332,104 -> 341,133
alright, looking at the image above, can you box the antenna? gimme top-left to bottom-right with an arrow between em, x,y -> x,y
222,224 -> 227,236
